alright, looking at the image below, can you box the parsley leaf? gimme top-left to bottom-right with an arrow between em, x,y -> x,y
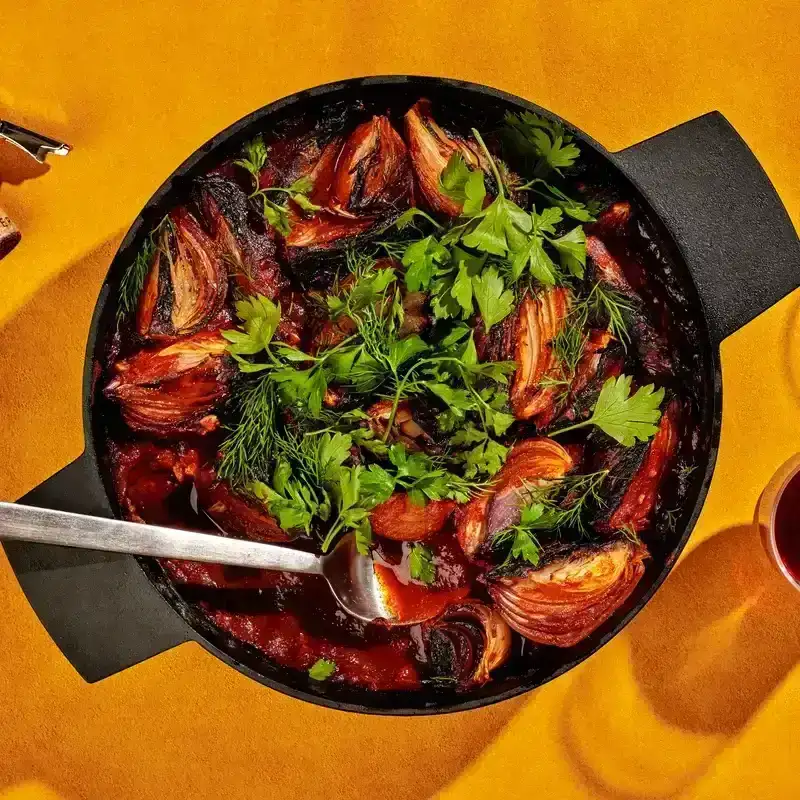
550,225 -> 587,278
409,543 -> 436,585
504,111 -> 581,176
439,152 -> 487,216
222,295 -> 282,356
461,195 -> 532,255
360,464 -> 397,504
511,235 -> 558,285
552,374 -> 665,446
234,136 -> 269,184
403,236 -> 450,291
450,424 -> 509,478
472,267 -> 515,330
308,658 -> 336,681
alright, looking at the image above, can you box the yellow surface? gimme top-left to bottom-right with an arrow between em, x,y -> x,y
0,1 -> 798,798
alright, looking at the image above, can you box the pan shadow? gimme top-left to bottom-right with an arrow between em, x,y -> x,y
559,523 -> 800,799
780,291 -> 800,407
0,240 -> 529,800
0,140 -> 50,187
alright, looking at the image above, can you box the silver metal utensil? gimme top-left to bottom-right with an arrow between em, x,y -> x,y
0,121 -> 71,163
0,502 -> 393,623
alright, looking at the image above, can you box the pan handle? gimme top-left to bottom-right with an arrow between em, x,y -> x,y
2,452 -> 195,682
612,111 -> 800,345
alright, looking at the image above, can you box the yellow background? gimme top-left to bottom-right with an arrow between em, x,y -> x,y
1,1 -> 799,798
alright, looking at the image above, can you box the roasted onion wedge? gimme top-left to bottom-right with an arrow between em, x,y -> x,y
601,398 -> 680,533
456,438 -> 574,558
404,99 -> 488,217
197,175 -> 287,299
285,116 -> 411,250
489,539 -> 648,647
194,465 -> 293,543
422,600 -> 512,687
105,331 -> 234,436
365,399 -> 438,452
371,493 -> 457,541
509,288 -> 571,422
136,208 -> 228,338
329,115 -> 413,214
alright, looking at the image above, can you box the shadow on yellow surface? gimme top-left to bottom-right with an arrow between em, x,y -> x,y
630,524 -> 800,736
0,235 -> 121,501
559,523 -> 800,799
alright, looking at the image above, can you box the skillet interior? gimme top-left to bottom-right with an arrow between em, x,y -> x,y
86,77 -> 719,714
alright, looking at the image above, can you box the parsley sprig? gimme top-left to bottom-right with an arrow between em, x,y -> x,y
235,136 -> 320,236
408,543 -> 436,584
552,374 -> 665,446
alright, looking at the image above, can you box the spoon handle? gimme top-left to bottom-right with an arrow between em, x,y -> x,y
0,502 -> 323,575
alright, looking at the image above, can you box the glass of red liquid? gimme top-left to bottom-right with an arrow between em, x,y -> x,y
756,454 -> 800,590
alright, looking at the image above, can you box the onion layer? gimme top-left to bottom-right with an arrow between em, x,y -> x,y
371,493 -> 457,541
456,437 -> 574,558
422,600 -> 512,687
137,208 -> 228,338
403,99 -> 487,217
105,331 -> 234,436
509,288 -> 571,421
489,539 -> 648,647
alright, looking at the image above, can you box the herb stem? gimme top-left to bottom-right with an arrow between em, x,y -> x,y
471,128 -> 505,198
548,419 -> 589,438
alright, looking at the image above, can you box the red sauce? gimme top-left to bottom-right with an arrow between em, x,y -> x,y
774,471 -> 800,582
207,606 -> 420,691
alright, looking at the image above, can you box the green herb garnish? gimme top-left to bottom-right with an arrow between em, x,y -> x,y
308,658 -> 336,681
409,543 -> 436,585
235,136 -> 320,235
552,374 -> 664,446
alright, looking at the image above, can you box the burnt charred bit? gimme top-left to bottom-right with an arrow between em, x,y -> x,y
195,175 -> 288,299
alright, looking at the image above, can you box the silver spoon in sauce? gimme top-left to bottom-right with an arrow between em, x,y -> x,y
0,501 -> 395,623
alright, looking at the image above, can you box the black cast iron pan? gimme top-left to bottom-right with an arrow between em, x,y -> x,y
5,76 -> 799,714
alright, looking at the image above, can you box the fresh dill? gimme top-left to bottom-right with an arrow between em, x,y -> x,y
492,469 -> 610,565
218,373 -> 276,487
116,216 -> 170,325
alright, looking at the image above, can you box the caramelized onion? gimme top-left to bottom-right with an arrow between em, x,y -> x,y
537,329 -> 616,428
404,99 -> 487,217
198,176 -> 287,299
422,600 -> 512,687
105,330 -> 234,436
194,466 -> 293,543
509,288 -> 571,422
285,116 -> 411,250
456,438 -> 574,558
489,539 -> 648,646
136,208 -> 227,338
365,399 -> 437,452
371,493 -> 457,541
604,398 -> 680,532
329,115 -> 412,214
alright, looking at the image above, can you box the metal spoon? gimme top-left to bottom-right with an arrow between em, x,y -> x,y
0,501 -> 393,623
